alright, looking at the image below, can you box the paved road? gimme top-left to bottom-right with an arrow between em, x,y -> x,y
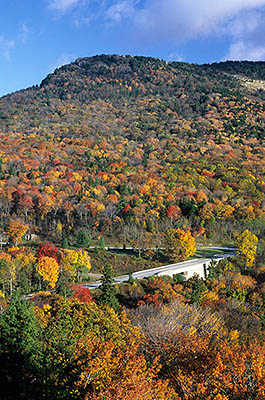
88,246 -> 236,251
83,248 -> 235,290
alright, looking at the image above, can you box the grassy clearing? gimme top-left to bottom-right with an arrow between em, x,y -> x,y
89,249 -> 161,276
89,247 -> 232,277
194,248 -> 228,259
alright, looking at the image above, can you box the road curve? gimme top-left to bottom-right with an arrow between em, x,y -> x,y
83,248 -> 235,290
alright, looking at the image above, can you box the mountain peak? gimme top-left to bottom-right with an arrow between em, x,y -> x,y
1,54 -> 265,142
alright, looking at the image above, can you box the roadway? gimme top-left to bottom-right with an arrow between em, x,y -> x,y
83,248 -> 235,289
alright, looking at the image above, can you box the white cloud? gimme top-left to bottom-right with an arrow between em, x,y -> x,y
106,0 -> 265,42
52,53 -> 76,71
104,1 -> 263,40
225,40 -> 265,60
222,10 -> 265,60
49,0 -> 81,12
103,0 -> 265,60
47,0 -> 265,61
226,11 -> 260,38
105,0 -> 135,22
0,36 -> 15,60
166,52 -> 184,62
20,24 -> 30,44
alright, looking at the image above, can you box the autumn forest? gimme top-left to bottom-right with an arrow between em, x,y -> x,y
0,55 -> 265,399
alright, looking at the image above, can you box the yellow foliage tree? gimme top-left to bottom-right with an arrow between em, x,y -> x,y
199,203 -> 215,221
165,228 -> 196,262
0,252 -> 14,295
56,220 -> 63,234
6,219 -> 29,245
235,229 -> 258,269
60,249 -> 78,272
76,249 -> 91,269
11,248 -> 36,269
215,200 -> 234,219
236,205 -> 256,221
37,256 -> 59,288
60,248 -> 91,282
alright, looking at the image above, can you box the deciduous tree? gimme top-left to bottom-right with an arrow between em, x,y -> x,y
235,229 -> 258,269
37,242 -> 61,263
6,219 -> 29,246
165,228 -> 196,262
37,256 -> 59,288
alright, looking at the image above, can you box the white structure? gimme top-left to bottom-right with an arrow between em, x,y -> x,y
85,251 -> 234,289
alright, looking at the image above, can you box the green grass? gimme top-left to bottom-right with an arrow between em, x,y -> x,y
89,249 -> 161,276
88,247 -> 233,277
194,248 -> 227,259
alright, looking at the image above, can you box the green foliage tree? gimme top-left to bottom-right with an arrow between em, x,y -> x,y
62,237 -> 68,249
55,271 -> 74,298
76,230 -> 90,248
206,259 -> 220,281
0,291 -> 41,399
98,264 -> 120,312
184,274 -> 207,304
0,258 -> 10,296
128,272 -> 135,284
99,236 -> 106,249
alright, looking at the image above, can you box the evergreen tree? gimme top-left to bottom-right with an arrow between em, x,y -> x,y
76,230 -> 90,248
98,264 -> 120,312
206,259 -> 219,281
173,273 -> 185,284
0,291 -> 41,399
99,236 -> 106,250
56,272 -> 74,298
128,272 -> 135,284
185,275 -> 207,304
62,237 -> 68,249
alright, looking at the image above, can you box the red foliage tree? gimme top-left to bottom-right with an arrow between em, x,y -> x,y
73,284 -> 94,303
36,241 -> 61,263
166,205 -> 181,219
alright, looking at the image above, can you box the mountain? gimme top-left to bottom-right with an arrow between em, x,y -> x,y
0,54 -> 264,244
1,54 -> 265,140
1,56 -> 265,400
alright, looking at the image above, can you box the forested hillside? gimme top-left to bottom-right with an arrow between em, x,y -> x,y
1,55 -> 265,400
0,55 -> 264,249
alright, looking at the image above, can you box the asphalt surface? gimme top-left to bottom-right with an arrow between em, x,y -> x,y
83,249 -> 235,289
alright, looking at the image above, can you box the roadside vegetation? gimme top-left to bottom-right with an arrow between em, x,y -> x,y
0,55 -> 265,399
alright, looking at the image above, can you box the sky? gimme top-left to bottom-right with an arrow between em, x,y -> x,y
1,0 -> 265,96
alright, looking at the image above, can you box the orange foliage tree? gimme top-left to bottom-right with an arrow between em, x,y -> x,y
34,296 -> 177,400
135,300 -> 265,400
175,339 -> 265,400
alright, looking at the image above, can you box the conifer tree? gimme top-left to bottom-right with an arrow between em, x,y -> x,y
99,236 -> 106,249
0,291 -> 41,398
98,264 -> 120,312
56,272 -> 73,298
76,230 -> 90,248
62,237 -> 68,249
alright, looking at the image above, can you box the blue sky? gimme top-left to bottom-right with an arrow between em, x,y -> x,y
1,0 -> 265,96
